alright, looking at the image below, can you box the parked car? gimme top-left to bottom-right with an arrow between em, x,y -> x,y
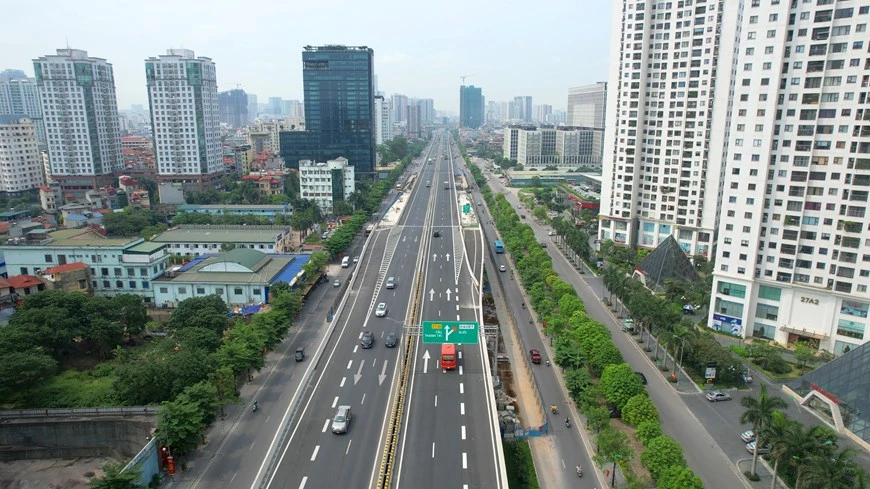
745,441 -> 769,454
706,390 -> 732,402
331,405 -> 352,434
360,331 -> 374,348
740,430 -> 756,443
548,230 -> 556,236
385,333 -> 398,348
375,303 -> 388,317
741,371 -> 753,383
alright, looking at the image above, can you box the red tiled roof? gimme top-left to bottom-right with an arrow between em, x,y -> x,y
8,275 -> 45,289
43,262 -> 88,275
0,277 -> 11,289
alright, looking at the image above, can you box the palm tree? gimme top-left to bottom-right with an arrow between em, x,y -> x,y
764,412 -> 793,489
801,447 -> 865,489
785,423 -> 835,489
741,384 -> 788,476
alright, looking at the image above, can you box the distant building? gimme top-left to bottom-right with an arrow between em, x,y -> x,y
240,173 -> 284,196
218,88 -> 248,128
406,105 -> 421,139
299,157 -> 355,213
151,225 -> 293,256
39,181 -> 64,211
459,85 -> 484,129
246,93 -> 258,123
154,248 -> 311,307
374,95 -> 393,145
174,203 -> 291,221
280,45 -> 376,175
416,98 -> 435,124
0,76 -> 44,142
146,49 -> 223,192
0,116 -> 45,193
504,125 -> 601,170
567,82 -> 607,128
41,262 -> 93,294
535,104 -> 553,124
391,94 -> 408,123
33,49 -> 123,197
7,274 -> 46,296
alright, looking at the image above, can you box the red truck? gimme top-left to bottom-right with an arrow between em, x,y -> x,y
529,349 -> 541,364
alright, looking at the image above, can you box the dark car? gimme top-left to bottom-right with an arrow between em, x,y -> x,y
360,331 -> 374,349
294,347 -> 305,362
433,230 -> 440,237
385,333 -> 398,348
635,371 -> 647,385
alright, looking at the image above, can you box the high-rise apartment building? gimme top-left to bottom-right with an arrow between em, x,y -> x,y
218,88 -> 248,128
416,98 -> 435,124
504,125 -> 601,170
486,101 -> 501,124
374,95 -> 393,145
0,116 -> 45,193
33,49 -> 123,196
0,74 -> 44,142
279,45 -> 376,175
247,93 -> 258,123
535,104 -> 553,124
146,49 -> 222,192
268,97 -> 283,115
298,157 -> 355,213
392,94 -> 408,124
406,105 -> 421,138
710,0 -> 870,354
511,96 -> 533,122
460,85 -> 484,129
598,1 -> 738,255
567,82 -> 607,128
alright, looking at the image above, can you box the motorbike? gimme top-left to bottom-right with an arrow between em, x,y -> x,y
546,360 -> 551,367
253,401 -> 258,413
565,418 -> 570,428
576,466 -> 583,477
550,405 -> 558,414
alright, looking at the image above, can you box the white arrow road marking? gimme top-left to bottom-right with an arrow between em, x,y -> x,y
429,289 -> 435,301
432,253 -> 437,261
446,253 -> 451,262
353,360 -> 365,385
422,350 -> 430,374
445,289 -> 452,301
379,360 -> 388,385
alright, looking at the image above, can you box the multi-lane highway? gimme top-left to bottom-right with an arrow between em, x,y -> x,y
258,133 -> 503,489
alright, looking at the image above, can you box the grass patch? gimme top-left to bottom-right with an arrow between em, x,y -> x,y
503,440 -> 540,489
24,367 -> 117,408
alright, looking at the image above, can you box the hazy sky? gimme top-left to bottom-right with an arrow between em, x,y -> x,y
2,0 -> 611,113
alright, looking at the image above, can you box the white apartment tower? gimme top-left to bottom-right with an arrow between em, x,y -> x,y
0,116 -> 45,193
298,157 -> 356,213
146,49 -> 222,192
32,49 -> 122,197
599,0 -> 740,256
374,95 -> 393,145
0,76 -> 44,142
710,0 -> 870,355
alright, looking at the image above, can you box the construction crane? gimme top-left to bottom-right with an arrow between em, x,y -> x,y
460,74 -> 475,85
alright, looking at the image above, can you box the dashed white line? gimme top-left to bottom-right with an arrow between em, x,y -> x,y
310,445 -> 320,461
432,442 -> 436,458
456,304 -> 459,311
459,366 -> 464,375
361,393 -> 366,405
458,351 -> 463,360
353,345 -> 359,353
462,452 -> 468,469
346,360 -> 353,370
346,439 -> 352,455
456,314 -> 460,320
434,395 -> 438,407
459,382 -> 464,394
321,419 -> 329,433
299,476 -> 308,489
461,425 -> 466,440
332,396 -> 339,408
460,402 -> 465,415
340,377 -> 346,387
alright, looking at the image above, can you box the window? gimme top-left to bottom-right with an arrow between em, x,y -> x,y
116,280 -> 124,288
234,287 -> 243,295
715,298 -> 744,317
196,287 -> 205,295
718,282 -> 747,298
758,285 -> 782,301
755,303 -> 780,321
44,254 -> 53,263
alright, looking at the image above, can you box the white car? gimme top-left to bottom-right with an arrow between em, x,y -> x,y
548,230 -> 556,236
499,265 -> 507,272
706,390 -> 732,402
353,256 -> 360,263
740,430 -> 756,443
375,303 -> 387,317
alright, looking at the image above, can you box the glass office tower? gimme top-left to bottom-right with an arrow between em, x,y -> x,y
280,45 -> 376,175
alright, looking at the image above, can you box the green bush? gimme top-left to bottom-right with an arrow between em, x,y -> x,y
622,394 -> 659,427
730,344 -> 749,357
635,420 -> 663,446
502,440 -> 540,489
640,435 -> 686,480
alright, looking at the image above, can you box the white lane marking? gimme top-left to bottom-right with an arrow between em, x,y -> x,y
299,476 -> 308,489
463,486 -> 468,489
462,452 -> 468,469
340,377 -> 346,387
459,366 -> 464,375
361,393 -> 367,405
456,304 -> 459,311
354,345 -> 359,353
321,419 -> 329,433
432,442 -> 436,458
460,402 -> 465,415
434,395 -> 438,407
346,360 -> 353,370
459,382 -> 464,394
310,445 -> 320,461
332,396 -> 339,408
461,425 -> 466,440
458,351 -> 463,360
346,439 -> 352,455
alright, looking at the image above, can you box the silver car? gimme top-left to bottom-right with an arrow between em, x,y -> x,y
332,405 -> 352,434
706,390 -> 732,402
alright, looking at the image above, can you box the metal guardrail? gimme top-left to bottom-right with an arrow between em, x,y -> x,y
0,406 -> 160,419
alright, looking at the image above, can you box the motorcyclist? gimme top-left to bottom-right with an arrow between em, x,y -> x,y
546,359 -> 551,366
565,417 -> 570,427
576,465 -> 582,477
253,400 -> 258,412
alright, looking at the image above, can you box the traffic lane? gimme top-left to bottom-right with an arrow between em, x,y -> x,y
561,259 -> 748,488
455,339 -> 500,489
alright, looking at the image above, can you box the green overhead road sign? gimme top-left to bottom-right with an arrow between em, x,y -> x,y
422,321 -> 479,344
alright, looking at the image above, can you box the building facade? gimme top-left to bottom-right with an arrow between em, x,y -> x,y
567,82 -> 607,128
598,1 -> 738,256
299,157 -> 355,213
146,49 -> 223,192
0,76 -> 44,142
218,88 -> 248,128
459,85 -> 484,129
0,116 -> 45,193
280,46 -> 376,175
709,0 -> 870,355
504,125 -> 602,170
151,225 -> 293,255
406,105 -> 421,138
374,95 -> 393,145
33,49 -> 123,197
392,94 -> 408,123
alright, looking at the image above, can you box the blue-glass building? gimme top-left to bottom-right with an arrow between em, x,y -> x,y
280,45 -> 376,175
460,85 -> 484,129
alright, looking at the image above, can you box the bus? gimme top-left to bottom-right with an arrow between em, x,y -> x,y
494,240 -> 504,254
441,343 -> 456,371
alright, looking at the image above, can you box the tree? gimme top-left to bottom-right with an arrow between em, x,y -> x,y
585,404 -> 610,436
529,176 -> 542,188
0,349 -> 57,398
640,435 -> 686,480
564,368 -> 591,401
635,420 -> 663,447
740,384 -> 787,476
88,461 -> 140,489
657,466 -> 704,489
303,251 -> 329,279
110,294 -> 148,338
801,447 -> 865,489
220,242 -> 238,252
600,363 -> 645,410
793,342 -> 818,373
596,427 -> 634,487
167,296 -> 228,335
621,394 -> 659,427
764,412 -> 794,489
156,388 -> 208,456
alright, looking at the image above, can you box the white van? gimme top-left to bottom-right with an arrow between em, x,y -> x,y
341,256 -> 350,268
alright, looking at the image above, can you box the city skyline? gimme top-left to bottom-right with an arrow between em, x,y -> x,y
0,0 -> 611,113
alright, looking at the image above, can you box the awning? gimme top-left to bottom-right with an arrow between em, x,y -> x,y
779,325 -> 828,340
